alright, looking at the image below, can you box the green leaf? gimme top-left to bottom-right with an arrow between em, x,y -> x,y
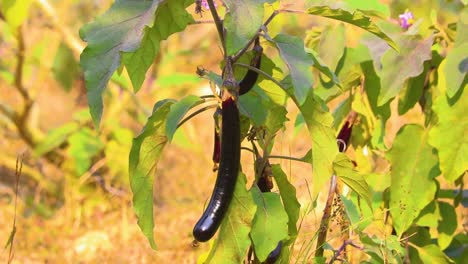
387,124 -> 439,236
0,0 -> 32,30
306,0 -> 390,17
67,128 -> 104,176
122,0 -> 194,91
80,0 -> 193,127
398,62 -> 429,115
205,173 -> 256,264
251,190 -> 289,262
306,49 -> 341,87
223,0 -> 272,55
271,165 -> 301,237
80,0 -> 158,127
166,95 -> 203,142
317,24 -> 346,72
437,201 -> 458,250
412,244 -> 453,264
428,88 -> 467,182
378,36 -> 433,105
34,123 -> 79,156
414,201 -> 440,228
361,61 -> 391,121
444,43 -> 468,98
284,85 -> 337,200
238,93 -> 268,126
129,99 -> 174,249
52,43 -> 80,91
306,6 -> 397,50
273,34 -> 314,105
333,153 -> 372,207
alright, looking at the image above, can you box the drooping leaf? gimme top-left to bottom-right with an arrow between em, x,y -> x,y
80,0 -> 193,127
271,165 -> 301,237
251,189 -> 289,262
306,6 -> 397,50
273,34 -> 315,105
387,124 -> 439,235
333,153 -> 372,207
428,87 -> 467,182
377,36 -> 433,105
205,173 -> 256,264
80,0 -> 158,127
129,99 -> 175,249
223,0 -> 273,55
165,95 -> 203,142
122,0 -> 194,91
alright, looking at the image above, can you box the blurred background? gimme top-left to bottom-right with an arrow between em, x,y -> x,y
0,0 -> 465,263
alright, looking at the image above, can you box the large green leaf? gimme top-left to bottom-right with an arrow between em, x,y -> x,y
271,165 -> 300,237
205,173 -> 256,264
428,87 -> 467,182
129,99 -> 174,249
80,0 -> 193,127
80,0 -> 158,127
122,0 -> 194,91
223,0 -> 273,55
377,36 -> 433,105
306,6 -> 397,50
387,124 -> 439,236
251,189 -> 289,262
333,153 -> 372,207
273,34 -> 315,105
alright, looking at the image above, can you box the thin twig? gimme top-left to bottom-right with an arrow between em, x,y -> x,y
328,240 -> 363,264
190,20 -> 216,25
35,0 -> 84,53
177,104 -> 218,129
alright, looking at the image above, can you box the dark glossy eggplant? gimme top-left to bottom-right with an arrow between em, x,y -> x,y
193,97 -> 240,242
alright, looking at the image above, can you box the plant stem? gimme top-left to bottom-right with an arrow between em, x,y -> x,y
233,62 -> 286,90
207,0 -> 225,56
315,175 -> 338,258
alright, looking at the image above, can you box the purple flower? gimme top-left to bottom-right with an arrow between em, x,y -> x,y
399,11 -> 414,29
202,0 -> 217,10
